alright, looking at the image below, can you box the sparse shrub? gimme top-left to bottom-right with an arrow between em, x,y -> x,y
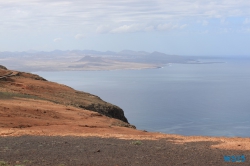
0,161 -> 9,166
131,140 -> 143,145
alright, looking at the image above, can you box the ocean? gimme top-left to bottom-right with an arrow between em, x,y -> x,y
34,57 -> 250,137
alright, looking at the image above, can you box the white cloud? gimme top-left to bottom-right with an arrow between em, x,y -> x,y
246,28 -> 250,33
97,24 -> 151,34
74,34 -> 85,39
243,18 -> 250,25
144,26 -> 154,31
2,0 -> 250,33
241,27 -> 250,33
202,20 -> 209,26
96,23 -> 187,34
180,24 -> 187,29
220,18 -> 228,25
157,23 -> 177,31
201,30 -> 209,34
53,38 -> 62,42
2,0 -> 250,53
110,24 -> 141,33
157,23 -> 187,31
219,28 -> 230,33
96,25 -> 111,34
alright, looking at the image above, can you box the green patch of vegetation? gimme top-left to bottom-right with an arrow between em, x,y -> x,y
131,140 -> 143,145
0,92 -> 58,104
0,91 -> 59,106
0,91 -> 42,100
0,161 -> 9,166
22,160 -> 31,164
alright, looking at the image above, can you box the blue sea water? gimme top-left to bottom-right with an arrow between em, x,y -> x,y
34,58 -> 250,137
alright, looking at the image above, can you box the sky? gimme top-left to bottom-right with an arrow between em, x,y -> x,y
1,0 -> 250,56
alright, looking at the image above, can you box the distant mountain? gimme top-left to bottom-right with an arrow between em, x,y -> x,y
70,50 -> 116,56
0,49 -> 174,58
78,56 -> 106,63
0,49 -> 194,71
147,51 -> 180,60
104,51 -> 117,55
118,50 -> 149,56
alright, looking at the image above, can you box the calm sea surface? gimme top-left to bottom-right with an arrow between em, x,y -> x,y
34,58 -> 250,137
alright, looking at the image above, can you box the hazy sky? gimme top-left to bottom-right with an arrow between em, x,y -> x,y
1,0 -> 250,56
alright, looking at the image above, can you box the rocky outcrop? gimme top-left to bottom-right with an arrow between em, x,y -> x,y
0,65 -> 7,70
17,72 -> 47,81
79,103 -> 128,123
79,103 -> 136,128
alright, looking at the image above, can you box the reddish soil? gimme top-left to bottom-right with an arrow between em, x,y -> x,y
0,69 -> 11,76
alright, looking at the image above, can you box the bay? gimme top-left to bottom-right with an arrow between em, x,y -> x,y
34,58 -> 250,137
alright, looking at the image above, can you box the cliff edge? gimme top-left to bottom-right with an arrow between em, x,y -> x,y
0,67 -> 134,129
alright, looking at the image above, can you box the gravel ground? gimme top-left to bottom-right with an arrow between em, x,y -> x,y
0,136 -> 249,166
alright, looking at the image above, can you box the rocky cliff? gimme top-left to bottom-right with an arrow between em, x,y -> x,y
0,68 -> 134,128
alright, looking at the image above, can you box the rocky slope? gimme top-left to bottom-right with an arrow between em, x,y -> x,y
0,66 -> 134,128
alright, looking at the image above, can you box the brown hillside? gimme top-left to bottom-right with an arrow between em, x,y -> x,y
0,70 -> 130,124
0,68 -> 139,136
0,69 -> 10,76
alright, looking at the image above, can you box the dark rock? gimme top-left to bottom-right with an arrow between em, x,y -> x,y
79,103 -> 128,123
0,65 -> 7,70
111,121 -> 136,129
